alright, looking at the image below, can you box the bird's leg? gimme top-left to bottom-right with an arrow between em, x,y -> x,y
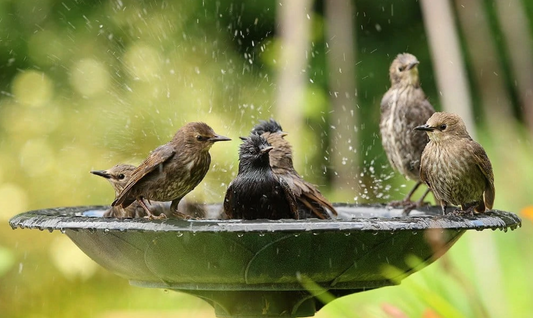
415,188 -> 432,207
440,200 -> 448,215
404,181 -> 422,202
390,182 -> 422,213
403,189 -> 431,215
170,199 -> 179,212
139,198 -> 167,220
388,181 -> 422,209
169,198 -> 191,219
138,198 -> 156,219
403,188 -> 433,216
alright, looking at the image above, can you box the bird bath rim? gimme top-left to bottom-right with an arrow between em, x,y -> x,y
8,203 -> 521,233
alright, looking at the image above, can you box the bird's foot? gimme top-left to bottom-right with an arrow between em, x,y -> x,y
449,208 -> 474,217
388,200 -> 412,208
144,213 -> 168,220
387,200 -> 418,215
402,202 -> 417,216
461,206 -> 476,217
171,211 -> 193,220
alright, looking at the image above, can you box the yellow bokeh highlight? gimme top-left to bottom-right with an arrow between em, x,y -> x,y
70,58 -> 110,97
11,70 -> 54,107
49,237 -> 98,281
123,42 -> 162,81
0,183 -> 28,221
19,138 -> 55,177
1,103 -> 63,136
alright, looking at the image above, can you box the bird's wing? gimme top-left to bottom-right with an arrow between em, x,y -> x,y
291,176 -> 337,218
112,145 -> 176,206
407,97 -> 435,148
380,89 -> 393,113
471,142 -> 495,210
419,152 -> 430,187
223,181 -> 235,219
279,177 -> 299,219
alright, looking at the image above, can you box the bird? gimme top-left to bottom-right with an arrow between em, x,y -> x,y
223,134 -> 298,220
380,53 -> 435,212
112,122 -> 231,219
91,164 -> 168,218
415,112 -> 495,215
251,119 -> 337,219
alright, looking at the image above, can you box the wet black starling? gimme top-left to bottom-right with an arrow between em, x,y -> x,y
416,112 -> 495,214
91,164 -> 147,218
112,122 -> 230,219
380,53 -> 435,211
252,119 -> 337,219
224,134 -> 298,220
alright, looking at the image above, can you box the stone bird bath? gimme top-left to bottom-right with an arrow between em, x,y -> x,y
9,204 -> 521,317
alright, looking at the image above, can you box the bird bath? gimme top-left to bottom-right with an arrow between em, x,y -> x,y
9,204 -> 520,317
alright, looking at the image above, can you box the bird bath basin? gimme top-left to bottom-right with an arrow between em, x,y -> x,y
9,204 -> 520,317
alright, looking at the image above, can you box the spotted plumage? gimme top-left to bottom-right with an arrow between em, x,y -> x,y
380,53 -> 435,210
91,164 -> 168,218
112,122 -> 230,219
416,112 -> 495,214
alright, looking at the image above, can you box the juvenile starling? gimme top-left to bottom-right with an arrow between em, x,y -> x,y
91,164 -> 145,218
112,122 -> 230,219
416,112 -> 495,214
224,134 -> 298,220
251,119 -> 337,219
380,53 -> 435,211
91,164 -> 170,218
91,164 -> 135,195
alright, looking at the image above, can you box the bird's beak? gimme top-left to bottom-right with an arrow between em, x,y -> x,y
414,124 -> 434,132
90,170 -> 111,178
407,61 -> 419,70
239,136 -> 248,141
279,131 -> 288,137
210,134 -> 232,142
261,146 -> 274,153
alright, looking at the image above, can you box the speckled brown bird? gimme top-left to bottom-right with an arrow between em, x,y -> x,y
91,164 -> 167,218
380,53 -> 435,211
224,134 -> 298,220
112,122 -> 230,219
251,119 -> 337,219
416,112 -> 495,215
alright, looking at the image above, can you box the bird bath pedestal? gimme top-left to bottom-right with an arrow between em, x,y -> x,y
9,204 -> 520,317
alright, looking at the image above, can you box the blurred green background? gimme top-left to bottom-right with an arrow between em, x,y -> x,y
1,0 -> 532,317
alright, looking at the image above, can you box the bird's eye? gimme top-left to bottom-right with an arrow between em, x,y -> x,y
398,66 -> 405,72
118,174 -> 125,180
196,135 -> 207,141
439,124 -> 447,130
